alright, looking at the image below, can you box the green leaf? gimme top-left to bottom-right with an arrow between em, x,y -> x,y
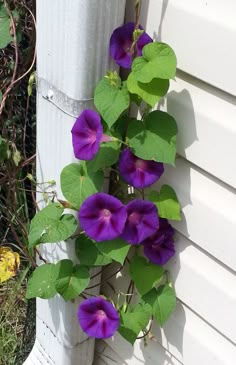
118,303 -> 151,345
149,185 -> 181,221
28,203 -> 77,248
12,148 -> 21,166
127,110 -> 178,165
0,11 -> 13,49
60,162 -> 104,209
127,72 -> 169,107
0,90 -> 2,102
26,264 -> 57,299
12,11 -> 20,32
0,136 -> 10,162
54,259 -> 90,301
154,285 -> 176,326
142,287 -> 158,308
132,42 -> 177,83
94,74 -> 130,128
129,256 -> 164,295
87,140 -> 121,172
96,238 -> 130,265
0,5 -> 8,18
75,234 -> 112,266
142,285 -> 176,326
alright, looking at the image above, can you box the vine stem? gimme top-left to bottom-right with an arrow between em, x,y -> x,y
127,280 -> 134,304
137,317 -> 153,340
0,153 -> 37,188
35,248 -> 47,264
0,2 -> 36,116
135,0 -> 142,29
113,137 -> 129,147
90,264 -> 112,280
10,3 -> 36,85
86,265 -> 123,290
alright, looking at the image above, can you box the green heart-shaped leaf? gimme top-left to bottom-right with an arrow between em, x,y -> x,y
86,140 -> 121,172
94,74 -> 130,128
127,110 -> 178,165
28,203 -> 77,248
96,238 -> 130,265
149,185 -> 181,221
132,42 -> 177,83
127,72 -> 169,107
129,255 -> 164,295
54,259 -> 90,301
26,264 -> 57,299
75,235 -> 112,266
60,162 -> 104,209
118,303 -> 151,345
142,285 -> 176,326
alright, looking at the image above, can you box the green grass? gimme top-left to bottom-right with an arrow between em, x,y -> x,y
0,266 -> 30,365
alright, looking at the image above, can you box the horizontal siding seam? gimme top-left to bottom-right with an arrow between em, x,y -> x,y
176,299 -> 236,347
175,154 -> 236,194
176,70 -> 236,103
173,229 -> 236,275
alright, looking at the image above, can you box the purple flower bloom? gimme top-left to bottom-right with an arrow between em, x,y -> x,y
142,218 -> 175,265
110,22 -> 152,68
79,193 -> 127,242
120,199 -> 159,244
71,109 -> 112,160
119,148 -> 164,189
78,296 -> 120,339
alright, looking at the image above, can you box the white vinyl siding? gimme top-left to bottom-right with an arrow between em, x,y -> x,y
94,0 -> 236,364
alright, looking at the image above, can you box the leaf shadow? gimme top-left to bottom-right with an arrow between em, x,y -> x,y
167,87 -> 198,152
129,127 -> 147,146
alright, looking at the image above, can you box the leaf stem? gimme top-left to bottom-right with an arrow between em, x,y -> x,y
113,137 -> 129,147
86,265 -> 123,290
135,0 -> 142,29
137,317 -> 153,340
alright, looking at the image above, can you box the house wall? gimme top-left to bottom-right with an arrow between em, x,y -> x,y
94,1 -> 236,364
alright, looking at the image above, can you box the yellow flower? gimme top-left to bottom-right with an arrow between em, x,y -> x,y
0,246 -> 20,283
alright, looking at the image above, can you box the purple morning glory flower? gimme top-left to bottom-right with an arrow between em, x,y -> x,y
78,296 -> 120,339
120,199 -> 159,245
71,109 -> 112,160
79,193 -> 127,242
142,218 -> 175,265
110,22 -> 152,68
119,148 -> 164,189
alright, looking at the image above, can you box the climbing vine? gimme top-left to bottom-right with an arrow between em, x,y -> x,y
26,4 -> 181,344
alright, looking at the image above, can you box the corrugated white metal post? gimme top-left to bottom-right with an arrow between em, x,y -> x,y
24,1 -> 126,364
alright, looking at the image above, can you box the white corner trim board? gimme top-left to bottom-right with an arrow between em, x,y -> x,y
23,1 -> 126,364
